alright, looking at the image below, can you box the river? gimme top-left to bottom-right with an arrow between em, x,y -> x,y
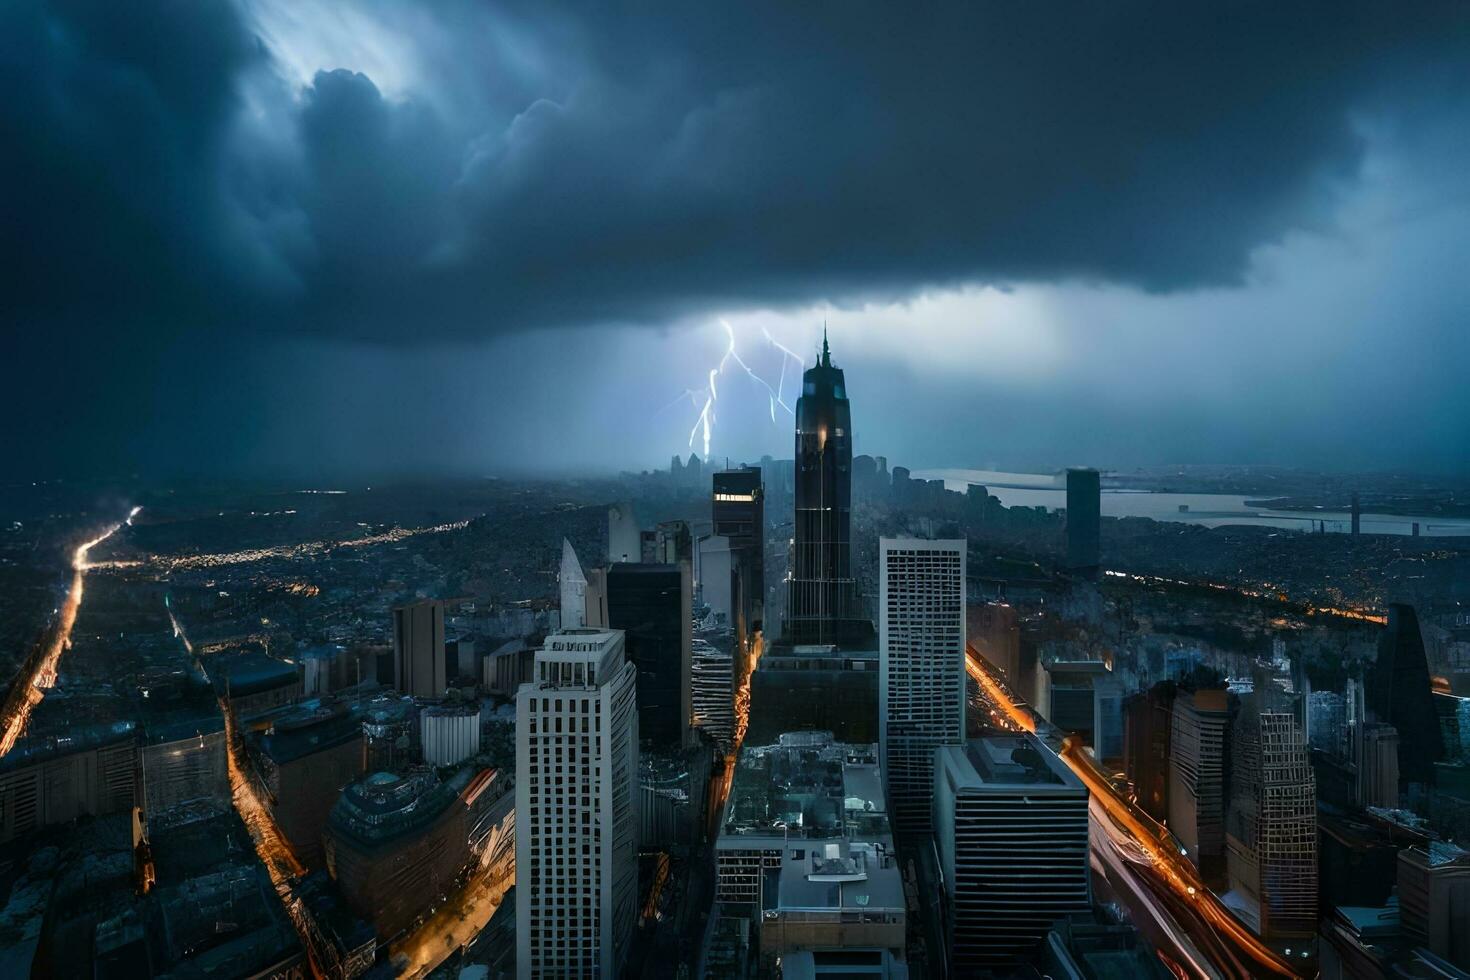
914,469 -> 1470,537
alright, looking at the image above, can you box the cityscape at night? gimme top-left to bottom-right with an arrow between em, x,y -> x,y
4,3 -> 1470,979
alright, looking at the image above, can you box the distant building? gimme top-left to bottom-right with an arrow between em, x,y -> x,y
1354,722 -> 1400,809
445,635 -> 479,684
516,630 -> 640,980
605,562 -> 692,750
933,734 -> 1090,972
420,702 -> 482,767
1369,604 -> 1442,786
1065,467 -> 1101,575
1168,688 -> 1230,881
608,501 -> 641,564
1307,690 -> 1347,757
213,649 -> 302,719
1225,694 -> 1317,939
323,767 -> 481,941
879,537 -> 966,837
393,599 -> 447,699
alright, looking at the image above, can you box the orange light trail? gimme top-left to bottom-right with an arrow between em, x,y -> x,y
0,507 -> 140,756
966,643 -> 1304,980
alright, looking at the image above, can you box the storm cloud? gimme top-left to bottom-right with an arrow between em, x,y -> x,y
5,1 -> 1468,342
3,1 -> 1469,478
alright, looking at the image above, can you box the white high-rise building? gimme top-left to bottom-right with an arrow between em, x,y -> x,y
879,537 -> 966,836
516,630 -> 639,979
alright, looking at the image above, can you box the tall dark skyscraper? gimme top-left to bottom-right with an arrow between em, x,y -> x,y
606,562 -> 692,750
784,332 -> 869,646
1065,467 -> 1101,575
1369,603 -> 1442,786
712,467 -> 764,650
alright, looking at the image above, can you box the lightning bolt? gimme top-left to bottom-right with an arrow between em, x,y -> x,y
677,320 -> 808,459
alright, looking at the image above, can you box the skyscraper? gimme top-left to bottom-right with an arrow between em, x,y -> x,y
1168,688 -> 1230,881
784,332 -> 869,646
1225,694 -> 1317,939
879,537 -> 966,836
605,562 -> 692,750
516,630 -> 639,979
1369,603 -> 1442,786
712,467 -> 765,656
1065,467 -> 1100,575
393,599 -> 446,698
934,735 -> 1091,972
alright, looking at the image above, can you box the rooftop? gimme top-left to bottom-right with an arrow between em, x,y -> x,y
721,732 -> 888,843
941,733 -> 1085,791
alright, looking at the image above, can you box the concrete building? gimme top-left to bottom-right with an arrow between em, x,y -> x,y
1225,695 -> 1318,940
933,734 -> 1090,972
0,722 -> 138,843
1065,467 -> 1101,576
245,701 -> 365,869
878,538 -> 966,837
1123,683 -> 1175,824
714,731 -> 902,971
323,766 -> 480,941
692,638 -> 735,753
485,639 -> 536,698
1397,842 -> 1470,971
605,562 -> 692,750
1168,688 -> 1230,880
1354,722 -> 1400,810
420,701 -> 482,767
559,538 -> 588,630
393,599 -> 447,699
608,501 -> 641,564
138,665 -> 231,821
516,630 -> 640,979
746,645 -> 879,746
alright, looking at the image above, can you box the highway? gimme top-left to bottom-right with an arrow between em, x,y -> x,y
965,643 -> 1305,980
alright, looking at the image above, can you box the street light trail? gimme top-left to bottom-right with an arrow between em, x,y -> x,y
0,506 -> 140,756
965,643 -> 1303,980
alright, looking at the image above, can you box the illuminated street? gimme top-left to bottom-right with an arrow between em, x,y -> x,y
0,506 -> 139,756
966,643 -> 1304,980
389,864 -> 514,977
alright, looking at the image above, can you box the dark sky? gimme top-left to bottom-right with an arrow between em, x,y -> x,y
4,1 -> 1469,479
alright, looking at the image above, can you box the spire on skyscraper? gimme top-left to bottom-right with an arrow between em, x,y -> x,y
821,324 -> 831,367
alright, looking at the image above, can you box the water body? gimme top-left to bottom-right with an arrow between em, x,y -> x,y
914,469 -> 1470,538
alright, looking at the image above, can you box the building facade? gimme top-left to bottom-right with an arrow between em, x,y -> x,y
784,334 -> 869,647
1225,696 -> 1317,939
1064,467 -> 1101,575
393,599 -> 447,699
1168,688 -> 1230,880
933,735 -> 1091,972
605,563 -> 691,750
878,537 -> 966,837
516,630 -> 640,979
